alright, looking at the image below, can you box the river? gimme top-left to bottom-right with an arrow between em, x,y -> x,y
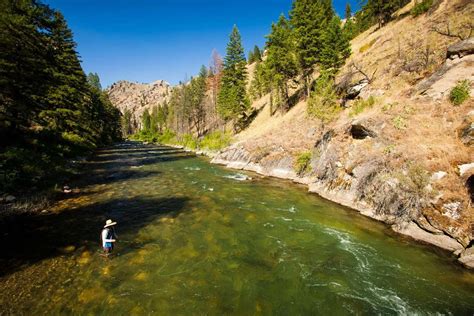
0,141 -> 473,314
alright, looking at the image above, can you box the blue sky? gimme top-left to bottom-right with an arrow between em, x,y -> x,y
44,0 -> 360,87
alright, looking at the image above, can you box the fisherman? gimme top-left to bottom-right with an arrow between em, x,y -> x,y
101,219 -> 117,256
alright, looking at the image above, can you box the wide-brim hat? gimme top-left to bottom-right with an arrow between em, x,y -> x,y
104,219 -> 117,228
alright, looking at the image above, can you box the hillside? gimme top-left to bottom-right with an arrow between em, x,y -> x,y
213,0 -> 474,267
107,80 -> 171,131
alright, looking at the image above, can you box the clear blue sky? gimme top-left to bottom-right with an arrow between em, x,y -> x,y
44,0 -> 360,88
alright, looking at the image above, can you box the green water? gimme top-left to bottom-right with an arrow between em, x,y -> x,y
1,142 -> 473,315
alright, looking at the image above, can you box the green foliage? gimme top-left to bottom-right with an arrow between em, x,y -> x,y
179,134 -> 199,150
249,61 -> 271,100
248,46 -> 262,64
359,38 -> 377,53
200,131 -> 232,151
307,74 -> 341,122
265,14 -> 299,110
449,80 -> 470,106
411,0 -> 433,17
217,25 -> 250,127
345,3 -> 352,20
0,0 -> 121,191
320,16 -> 351,74
393,115 -> 407,130
349,96 -> 376,117
294,151 -> 312,176
142,109 -> 151,132
290,0 -> 334,73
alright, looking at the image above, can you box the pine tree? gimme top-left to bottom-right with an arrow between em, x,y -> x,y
345,3 -> 352,20
290,0 -> 334,96
217,25 -> 249,129
252,45 -> 262,63
265,14 -> 298,111
248,50 -> 255,64
320,16 -> 351,74
87,72 -> 102,90
142,109 -> 151,132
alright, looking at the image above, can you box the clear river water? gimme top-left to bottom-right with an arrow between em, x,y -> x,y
0,142 -> 473,315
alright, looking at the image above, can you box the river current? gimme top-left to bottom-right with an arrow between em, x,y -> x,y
0,142 -> 473,314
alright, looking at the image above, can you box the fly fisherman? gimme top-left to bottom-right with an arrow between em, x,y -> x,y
101,219 -> 117,256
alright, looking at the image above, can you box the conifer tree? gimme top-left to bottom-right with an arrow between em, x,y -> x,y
87,73 -> 102,90
345,3 -> 352,20
290,0 -> 334,96
217,25 -> 249,129
142,109 -> 151,132
247,50 -> 255,64
252,45 -> 262,63
320,16 -> 351,74
265,15 -> 298,110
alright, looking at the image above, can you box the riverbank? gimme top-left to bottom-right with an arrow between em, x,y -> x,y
159,141 -> 473,269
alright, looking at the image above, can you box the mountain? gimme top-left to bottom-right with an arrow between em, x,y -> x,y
106,80 -> 172,130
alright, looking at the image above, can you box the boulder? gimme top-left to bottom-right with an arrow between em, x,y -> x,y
431,171 -> 447,181
346,79 -> 369,100
447,38 -> 474,59
5,195 -> 16,203
458,111 -> 474,146
458,162 -> 474,177
459,246 -> 474,269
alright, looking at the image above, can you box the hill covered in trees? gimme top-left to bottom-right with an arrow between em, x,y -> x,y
0,0 -> 122,192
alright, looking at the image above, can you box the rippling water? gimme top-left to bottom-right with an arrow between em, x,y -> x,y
0,142 -> 473,314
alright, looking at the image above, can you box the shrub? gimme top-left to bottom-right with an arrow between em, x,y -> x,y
393,116 -> 407,130
349,96 -> 376,117
294,151 -> 312,176
449,80 -> 470,106
200,131 -> 232,151
411,0 -> 433,17
157,129 -> 177,144
180,134 -> 199,150
307,75 -> 341,123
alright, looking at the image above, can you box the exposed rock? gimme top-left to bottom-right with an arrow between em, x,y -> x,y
459,246 -> 474,269
441,201 -> 462,220
349,123 -> 377,139
346,79 -> 369,100
458,162 -> 474,177
458,112 -> 474,146
416,55 -> 474,100
431,171 -> 447,181
393,221 -> 463,252
446,38 -> 474,59
106,80 -> 171,132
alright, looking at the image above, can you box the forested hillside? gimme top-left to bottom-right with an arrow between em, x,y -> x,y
0,0 -> 122,192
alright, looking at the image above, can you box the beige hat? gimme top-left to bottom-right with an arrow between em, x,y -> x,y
104,219 -> 117,228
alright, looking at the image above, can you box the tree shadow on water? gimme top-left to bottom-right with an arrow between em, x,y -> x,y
0,196 -> 189,277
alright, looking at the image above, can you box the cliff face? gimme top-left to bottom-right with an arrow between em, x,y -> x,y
213,0 -> 474,267
106,80 -> 171,130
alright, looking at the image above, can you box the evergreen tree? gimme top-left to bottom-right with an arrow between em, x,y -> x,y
345,3 -> 352,20
217,25 -> 249,129
265,15 -> 298,111
320,16 -> 351,74
247,50 -> 255,64
190,65 -> 208,136
252,45 -> 262,63
142,109 -> 151,132
87,72 -> 102,90
290,0 -> 334,96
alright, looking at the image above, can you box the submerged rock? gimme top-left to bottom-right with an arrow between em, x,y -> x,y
459,246 -> 474,269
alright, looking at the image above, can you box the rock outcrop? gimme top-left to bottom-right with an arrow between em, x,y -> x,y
106,80 -> 171,131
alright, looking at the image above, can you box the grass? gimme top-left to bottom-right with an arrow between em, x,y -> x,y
294,151 -> 312,176
449,80 -> 470,106
199,131 -> 232,151
359,38 -> 377,54
393,116 -> 407,130
349,96 -> 376,117
411,0 -> 433,17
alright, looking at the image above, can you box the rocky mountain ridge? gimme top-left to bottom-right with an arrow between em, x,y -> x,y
107,80 -> 171,130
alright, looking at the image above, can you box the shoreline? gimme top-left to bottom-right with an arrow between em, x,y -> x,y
161,142 -> 473,269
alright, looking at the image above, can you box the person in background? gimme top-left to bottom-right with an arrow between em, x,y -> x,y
101,219 -> 117,256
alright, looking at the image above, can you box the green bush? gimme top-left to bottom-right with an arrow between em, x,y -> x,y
411,0 -> 433,17
393,116 -> 407,130
307,75 -> 341,123
449,80 -> 470,106
350,96 -> 376,117
294,151 -> 312,176
179,134 -> 199,150
200,131 -> 232,151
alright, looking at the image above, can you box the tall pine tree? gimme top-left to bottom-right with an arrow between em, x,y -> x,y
217,25 -> 249,129
265,15 -> 298,111
290,0 -> 334,96
320,16 -> 351,75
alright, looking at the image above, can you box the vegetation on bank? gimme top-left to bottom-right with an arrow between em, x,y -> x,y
130,130 -> 232,152
0,0 -> 122,192
449,80 -> 471,106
